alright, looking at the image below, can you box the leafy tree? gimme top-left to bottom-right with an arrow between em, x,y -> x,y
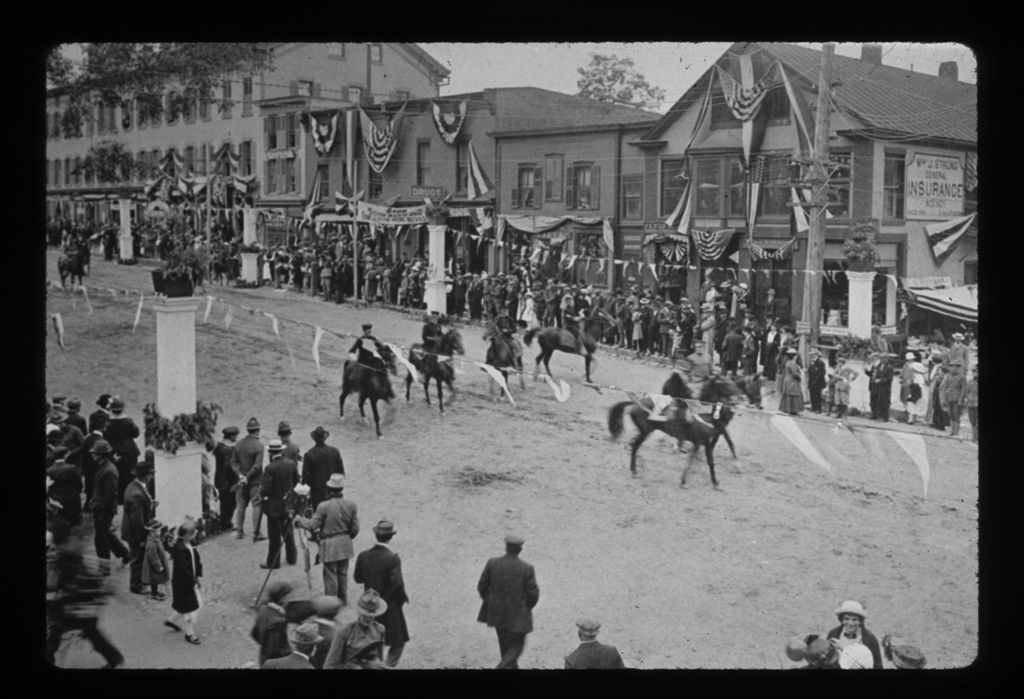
48,43 -> 274,138
77,140 -> 148,186
576,54 -> 666,111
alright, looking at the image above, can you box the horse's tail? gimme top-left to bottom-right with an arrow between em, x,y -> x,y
523,328 -> 539,347
608,401 -> 631,441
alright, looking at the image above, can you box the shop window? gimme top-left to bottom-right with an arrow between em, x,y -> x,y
574,231 -> 607,286
659,159 -> 687,218
821,260 -> 849,327
416,140 -> 431,186
513,163 -> 541,209
622,174 -> 643,220
545,154 -> 564,201
750,257 -> 794,325
317,164 -> 330,201
566,162 -> 599,210
884,151 -> 905,220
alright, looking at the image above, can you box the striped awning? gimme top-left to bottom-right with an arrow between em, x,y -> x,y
904,284 -> 977,324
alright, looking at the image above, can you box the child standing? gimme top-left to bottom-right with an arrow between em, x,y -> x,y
165,519 -> 203,645
142,520 -> 169,601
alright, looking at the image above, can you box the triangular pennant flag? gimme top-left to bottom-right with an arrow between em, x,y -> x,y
224,305 -> 234,330
131,294 -> 144,333
649,263 -> 659,283
203,295 -> 214,324
597,258 -> 606,275
477,362 -> 515,405
51,313 -> 65,351
265,312 -> 280,338
888,430 -> 931,499
770,415 -> 833,472
81,285 -> 93,314
312,326 -> 325,373
386,343 -> 419,384
541,374 -> 571,402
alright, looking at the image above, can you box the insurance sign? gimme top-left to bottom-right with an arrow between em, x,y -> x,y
905,152 -> 965,220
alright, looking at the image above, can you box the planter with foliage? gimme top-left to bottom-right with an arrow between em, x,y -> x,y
152,239 -> 208,297
143,401 -> 222,454
842,238 -> 878,272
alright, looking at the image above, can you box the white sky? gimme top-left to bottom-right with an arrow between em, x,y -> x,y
420,42 -> 977,113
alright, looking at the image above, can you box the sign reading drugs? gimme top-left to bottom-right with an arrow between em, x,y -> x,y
906,153 -> 965,220
355,201 -> 429,226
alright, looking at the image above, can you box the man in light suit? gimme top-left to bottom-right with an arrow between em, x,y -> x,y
262,623 -> 321,669
121,462 -> 155,594
294,473 -> 358,603
564,618 -> 625,669
353,519 -> 409,667
477,533 -> 540,669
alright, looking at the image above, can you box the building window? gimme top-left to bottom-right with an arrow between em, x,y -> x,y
884,151 -> 905,220
286,114 -> 298,149
416,140 -> 431,186
513,164 -> 541,209
370,44 -> 383,63
54,159 -> 61,187
166,92 -> 177,124
184,146 -> 195,175
317,164 -> 330,200
75,157 -> 83,186
694,156 -> 744,218
220,81 -> 233,118
199,94 -> 210,120
199,144 -> 210,176
963,260 -> 977,285
242,77 -> 253,115
622,174 -> 643,220
761,89 -> 790,124
545,154 -> 564,201
455,141 -> 468,193
265,159 -> 296,195
760,157 -> 791,218
286,159 -> 297,193
567,162 -> 600,210
240,140 -> 253,176
369,169 -> 383,199
346,86 -> 362,104
266,115 -> 279,150
151,150 -> 160,177
328,43 -> 345,59
827,152 -> 851,218
659,159 -> 688,218
184,96 -> 196,122
65,158 -> 72,186
298,80 -> 315,97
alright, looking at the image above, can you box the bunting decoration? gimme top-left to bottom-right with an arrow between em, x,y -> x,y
52,313 -> 65,350
749,238 -> 797,262
597,258 -> 606,274
312,326 -> 325,373
716,58 -> 776,166
131,294 -> 143,333
745,155 -> 766,236
964,152 -> 977,192
430,99 -> 468,144
303,168 -> 323,225
691,228 -> 735,261
159,148 -> 185,177
359,103 -> 407,174
663,179 -> 693,235
649,263 -> 659,284
212,143 -> 240,175
345,109 -> 357,195
305,111 -> 340,157
477,362 -> 515,406
778,61 -> 815,158
770,415 -> 832,472
203,295 -> 214,324
467,141 -> 495,231
792,187 -> 810,233
924,213 -> 975,263
387,343 -> 420,384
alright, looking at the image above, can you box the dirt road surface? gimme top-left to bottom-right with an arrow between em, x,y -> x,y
46,251 -> 978,669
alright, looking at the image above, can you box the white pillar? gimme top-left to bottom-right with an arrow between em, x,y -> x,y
240,252 -> 260,284
242,207 -> 257,245
424,224 -> 447,314
153,297 -> 203,527
118,198 -> 134,262
846,270 -> 876,339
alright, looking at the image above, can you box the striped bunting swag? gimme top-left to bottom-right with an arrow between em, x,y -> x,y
716,62 -> 775,121
924,213 -> 975,263
212,143 -> 239,175
305,111 -> 340,157
690,228 -> 735,261
159,148 -> 185,177
749,237 -> 796,262
745,155 -> 766,236
359,103 -> 407,174
431,99 -> 467,145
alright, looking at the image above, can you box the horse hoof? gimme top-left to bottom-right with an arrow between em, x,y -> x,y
679,482 -> 689,489
713,483 -> 723,491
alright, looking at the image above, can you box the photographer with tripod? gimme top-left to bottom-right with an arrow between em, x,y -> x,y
259,440 -> 299,571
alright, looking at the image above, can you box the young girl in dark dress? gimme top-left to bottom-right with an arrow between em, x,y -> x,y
165,520 -> 203,645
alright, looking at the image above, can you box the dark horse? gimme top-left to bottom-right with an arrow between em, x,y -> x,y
522,309 -> 615,385
404,326 -> 465,412
483,325 -> 526,402
58,245 -> 87,288
339,342 -> 398,438
607,371 -> 742,489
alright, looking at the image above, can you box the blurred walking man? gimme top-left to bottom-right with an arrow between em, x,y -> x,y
476,533 -> 540,669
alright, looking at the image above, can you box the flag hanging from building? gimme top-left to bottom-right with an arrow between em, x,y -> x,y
716,58 -> 776,166
663,179 -> 693,235
304,111 -> 340,157
749,237 -> 797,262
212,143 -> 239,175
345,109 -> 357,195
690,228 -> 735,261
791,187 -> 810,233
159,148 -> 185,177
467,141 -> 494,231
745,155 -> 766,236
924,213 -> 975,263
303,168 -> 323,225
359,103 -> 406,174
431,99 -> 468,145
778,62 -> 815,158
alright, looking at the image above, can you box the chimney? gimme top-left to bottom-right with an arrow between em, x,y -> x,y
861,43 -> 883,65
938,61 -> 959,81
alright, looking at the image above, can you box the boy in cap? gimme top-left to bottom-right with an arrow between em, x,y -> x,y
564,617 -> 625,669
63,399 -> 88,435
142,520 -> 169,600
477,533 -> 540,669
354,519 -> 409,667
277,421 -> 301,463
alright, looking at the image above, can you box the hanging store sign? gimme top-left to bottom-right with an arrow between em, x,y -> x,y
355,201 -> 429,226
411,185 -> 447,199
906,153 -> 965,220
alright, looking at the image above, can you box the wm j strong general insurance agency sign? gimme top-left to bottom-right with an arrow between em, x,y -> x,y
905,152 -> 965,220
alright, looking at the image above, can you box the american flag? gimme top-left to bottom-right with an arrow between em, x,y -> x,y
359,103 -> 406,174
690,229 -> 736,261
745,155 -> 766,236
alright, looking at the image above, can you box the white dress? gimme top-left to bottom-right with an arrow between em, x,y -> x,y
908,362 -> 928,418
519,296 -> 538,328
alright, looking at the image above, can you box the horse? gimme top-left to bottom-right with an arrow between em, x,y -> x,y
607,371 -> 742,489
483,325 -> 526,402
404,326 -> 465,413
339,342 -> 398,438
523,308 -> 616,385
57,245 -> 87,288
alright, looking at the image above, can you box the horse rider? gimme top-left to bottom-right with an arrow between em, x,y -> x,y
421,312 -> 443,355
348,323 -> 385,374
562,304 -> 587,355
494,305 -> 523,364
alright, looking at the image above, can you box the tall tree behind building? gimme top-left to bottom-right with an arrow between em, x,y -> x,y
576,54 -> 666,111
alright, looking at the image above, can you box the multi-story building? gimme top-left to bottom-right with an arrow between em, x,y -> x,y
45,42 -> 449,229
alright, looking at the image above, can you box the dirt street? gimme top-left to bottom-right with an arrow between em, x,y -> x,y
46,251 -> 978,669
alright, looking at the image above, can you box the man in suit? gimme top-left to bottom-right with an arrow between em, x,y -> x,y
46,448 -> 83,527
71,413 -> 108,505
233,417 -> 265,541
103,398 -> 140,505
807,349 -> 828,413
477,533 -> 540,669
88,394 -> 113,433
353,519 -> 409,667
251,581 -> 294,667
294,473 -> 358,602
262,623 -> 322,669
87,440 -> 130,573
564,618 -> 625,669
260,440 -> 299,570
213,426 -> 239,530
63,399 -> 88,435
121,462 -> 156,594
301,426 -> 345,511
277,421 -> 302,463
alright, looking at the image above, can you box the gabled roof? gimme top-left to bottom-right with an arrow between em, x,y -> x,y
488,87 -> 661,132
641,42 -> 976,146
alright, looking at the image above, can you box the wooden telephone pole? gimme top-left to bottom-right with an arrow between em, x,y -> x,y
802,43 -> 835,351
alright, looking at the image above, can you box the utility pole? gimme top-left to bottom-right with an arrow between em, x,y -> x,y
802,42 -> 834,352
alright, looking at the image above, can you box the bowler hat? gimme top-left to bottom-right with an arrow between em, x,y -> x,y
576,618 -> 601,634
326,473 -> 346,490
373,519 -> 396,536
355,589 -> 388,617
288,622 -> 323,646
277,421 -> 291,435
89,439 -> 113,455
362,323 -> 373,332
267,439 -> 284,452
891,645 -> 926,669
96,394 -> 113,410
246,417 -> 261,431
110,398 -> 126,413
834,600 -> 867,620
310,426 -> 329,441
222,426 -> 240,439
504,533 -> 525,546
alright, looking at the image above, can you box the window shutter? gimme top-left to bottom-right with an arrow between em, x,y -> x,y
565,166 -> 576,209
533,167 -> 543,208
591,165 -> 601,209
510,185 -> 520,209
289,81 -> 298,96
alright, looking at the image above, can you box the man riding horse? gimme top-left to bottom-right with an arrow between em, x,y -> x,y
492,306 -> 522,364
348,323 -> 388,377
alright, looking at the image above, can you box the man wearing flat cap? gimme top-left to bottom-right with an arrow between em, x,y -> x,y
302,426 -> 345,511
477,533 -> 540,669
121,461 -> 156,594
294,473 -> 359,602
63,399 -> 88,436
86,440 -> 131,573
233,417 -> 265,541
103,398 -> 141,505
260,440 -> 299,570
564,618 -> 625,669
354,519 -> 409,667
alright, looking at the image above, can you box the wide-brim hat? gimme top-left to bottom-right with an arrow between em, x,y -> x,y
89,439 -> 113,455
373,519 -> 396,536
310,426 -> 329,441
786,348 -> 798,355
640,298 -> 650,306
246,417 -> 261,431
277,421 -> 291,435
265,581 -> 294,604
288,622 -> 323,646
839,643 -> 873,669
951,333 -> 965,341
355,589 -> 388,617
891,645 -> 926,669
326,473 -> 346,490
834,600 -> 867,620
46,424 -> 62,437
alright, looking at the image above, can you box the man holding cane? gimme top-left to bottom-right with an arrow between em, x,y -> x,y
259,440 -> 299,570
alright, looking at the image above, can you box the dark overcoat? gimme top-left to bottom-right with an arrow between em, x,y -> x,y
170,542 -> 202,614
121,479 -> 153,542
260,457 -> 299,517
476,553 -> 539,634
301,444 -> 345,509
354,544 -> 410,645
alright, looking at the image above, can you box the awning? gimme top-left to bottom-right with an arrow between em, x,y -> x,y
904,284 -> 977,323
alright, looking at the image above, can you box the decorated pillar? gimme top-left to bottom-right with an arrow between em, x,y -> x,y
242,206 -> 257,245
153,297 -> 203,528
846,270 -> 876,339
118,198 -> 134,262
424,223 -> 447,314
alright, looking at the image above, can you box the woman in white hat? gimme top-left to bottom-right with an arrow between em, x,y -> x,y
825,600 -> 883,668
901,351 -> 929,425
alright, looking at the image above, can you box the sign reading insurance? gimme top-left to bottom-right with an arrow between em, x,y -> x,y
905,153 -> 965,220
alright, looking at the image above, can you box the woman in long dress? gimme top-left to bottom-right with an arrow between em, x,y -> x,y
518,291 -> 538,329
778,347 -> 805,415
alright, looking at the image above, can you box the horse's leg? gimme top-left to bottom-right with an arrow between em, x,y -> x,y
339,386 -> 348,418
629,427 -> 652,475
706,442 -> 721,490
543,348 -> 555,381
445,372 -> 457,403
404,373 -> 412,402
436,376 -> 445,413
584,353 -> 593,384
370,399 -> 383,438
721,427 -> 739,465
533,351 -> 543,381
423,374 -> 432,406
358,395 -> 368,421
680,447 -> 697,488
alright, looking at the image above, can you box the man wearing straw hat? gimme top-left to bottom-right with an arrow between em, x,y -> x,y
294,473 -> 359,603
323,589 -> 388,669
262,623 -> 323,669
477,533 -> 540,669
354,519 -> 409,667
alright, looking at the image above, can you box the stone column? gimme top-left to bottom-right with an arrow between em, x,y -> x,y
153,297 -> 203,528
240,252 -> 260,285
118,198 -> 134,262
424,223 -> 447,314
846,270 -> 876,339
242,207 -> 257,245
